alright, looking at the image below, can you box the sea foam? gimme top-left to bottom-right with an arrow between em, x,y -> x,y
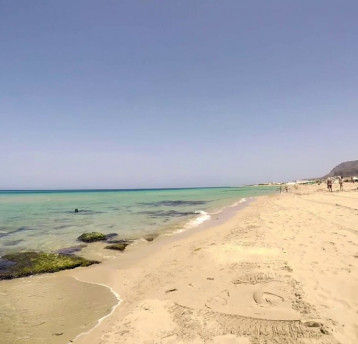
229,197 -> 247,207
181,198 -> 248,233
184,210 -> 211,229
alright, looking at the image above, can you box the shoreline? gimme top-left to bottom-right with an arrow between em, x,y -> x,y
67,194 -> 277,344
72,196 -> 255,268
66,196 -> 269,343
71,183 -> 358,344
65,196 -> 256,343
0,186 -> 276,258
0,194 -> 258,344
70,276 -> 122,343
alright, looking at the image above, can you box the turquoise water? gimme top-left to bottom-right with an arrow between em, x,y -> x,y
0,187 -> 277,256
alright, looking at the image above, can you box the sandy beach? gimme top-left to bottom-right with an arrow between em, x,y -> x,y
65,183 -> 358,344
2,2 -> 357,343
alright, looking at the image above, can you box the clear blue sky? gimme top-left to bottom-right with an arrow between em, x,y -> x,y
1,1 -> 357,189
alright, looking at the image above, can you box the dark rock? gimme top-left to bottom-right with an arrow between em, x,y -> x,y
0,252 -> 99,280
106,239 -> 133,245
143,234 -> 158,242
77,232 -> 106,243
105,243 -> 129,251
0,258 -> 16,272
105,233 -> 119,240
56,245 -> 87,255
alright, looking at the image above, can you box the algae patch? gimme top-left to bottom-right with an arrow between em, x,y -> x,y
0,252 -> 99,280
77,232 -> 106,243
105,243 -> 128,251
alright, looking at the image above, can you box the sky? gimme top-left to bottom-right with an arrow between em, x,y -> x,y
1,1 -> 358,189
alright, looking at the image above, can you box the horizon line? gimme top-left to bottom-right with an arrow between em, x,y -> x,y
0,186 -> 246,192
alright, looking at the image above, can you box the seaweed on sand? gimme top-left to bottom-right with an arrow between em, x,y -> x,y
0,252 -> 99,280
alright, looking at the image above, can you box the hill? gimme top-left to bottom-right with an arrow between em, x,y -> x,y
325,160 -> 358,177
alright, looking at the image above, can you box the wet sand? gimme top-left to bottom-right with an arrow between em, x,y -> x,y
0,273 -> 118,344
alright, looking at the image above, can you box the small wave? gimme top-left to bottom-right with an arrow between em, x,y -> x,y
157,198 -> 250,237
164,210 -> 211,236
209,198 -> 247,216
172,210 -> 211,234
229,198 -> 247,207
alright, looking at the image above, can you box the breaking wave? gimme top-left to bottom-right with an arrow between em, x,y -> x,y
185,210 -> 211,229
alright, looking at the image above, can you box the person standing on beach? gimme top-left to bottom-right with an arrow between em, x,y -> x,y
339,176 -> 344,191
326,178 -> 333,192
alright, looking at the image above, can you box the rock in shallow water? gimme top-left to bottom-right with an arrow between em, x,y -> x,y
56,244 -> 87,255
0,252 -> 99,280
105,243 -> 129,251
105,233 -> 119,240
143,234 -> 158,242
77,232 -> 106,243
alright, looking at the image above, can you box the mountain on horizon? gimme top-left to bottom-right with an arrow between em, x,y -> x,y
325,160 -> 358,177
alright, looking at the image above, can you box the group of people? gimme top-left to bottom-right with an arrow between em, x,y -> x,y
326,176 -> 344,192
279,184 -> 289,193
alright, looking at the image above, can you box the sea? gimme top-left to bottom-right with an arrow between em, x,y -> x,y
0,186 -> 277,256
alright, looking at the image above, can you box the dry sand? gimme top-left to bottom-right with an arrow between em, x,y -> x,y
70,183 -> 358,344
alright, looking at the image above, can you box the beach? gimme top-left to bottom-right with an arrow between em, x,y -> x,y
2,2 -> 357,343
0,187 -> 275,344
63,182 -> 358,344
1,183 -> 358,344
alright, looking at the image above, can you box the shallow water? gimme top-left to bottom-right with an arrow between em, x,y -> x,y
0,187 -> 277,256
